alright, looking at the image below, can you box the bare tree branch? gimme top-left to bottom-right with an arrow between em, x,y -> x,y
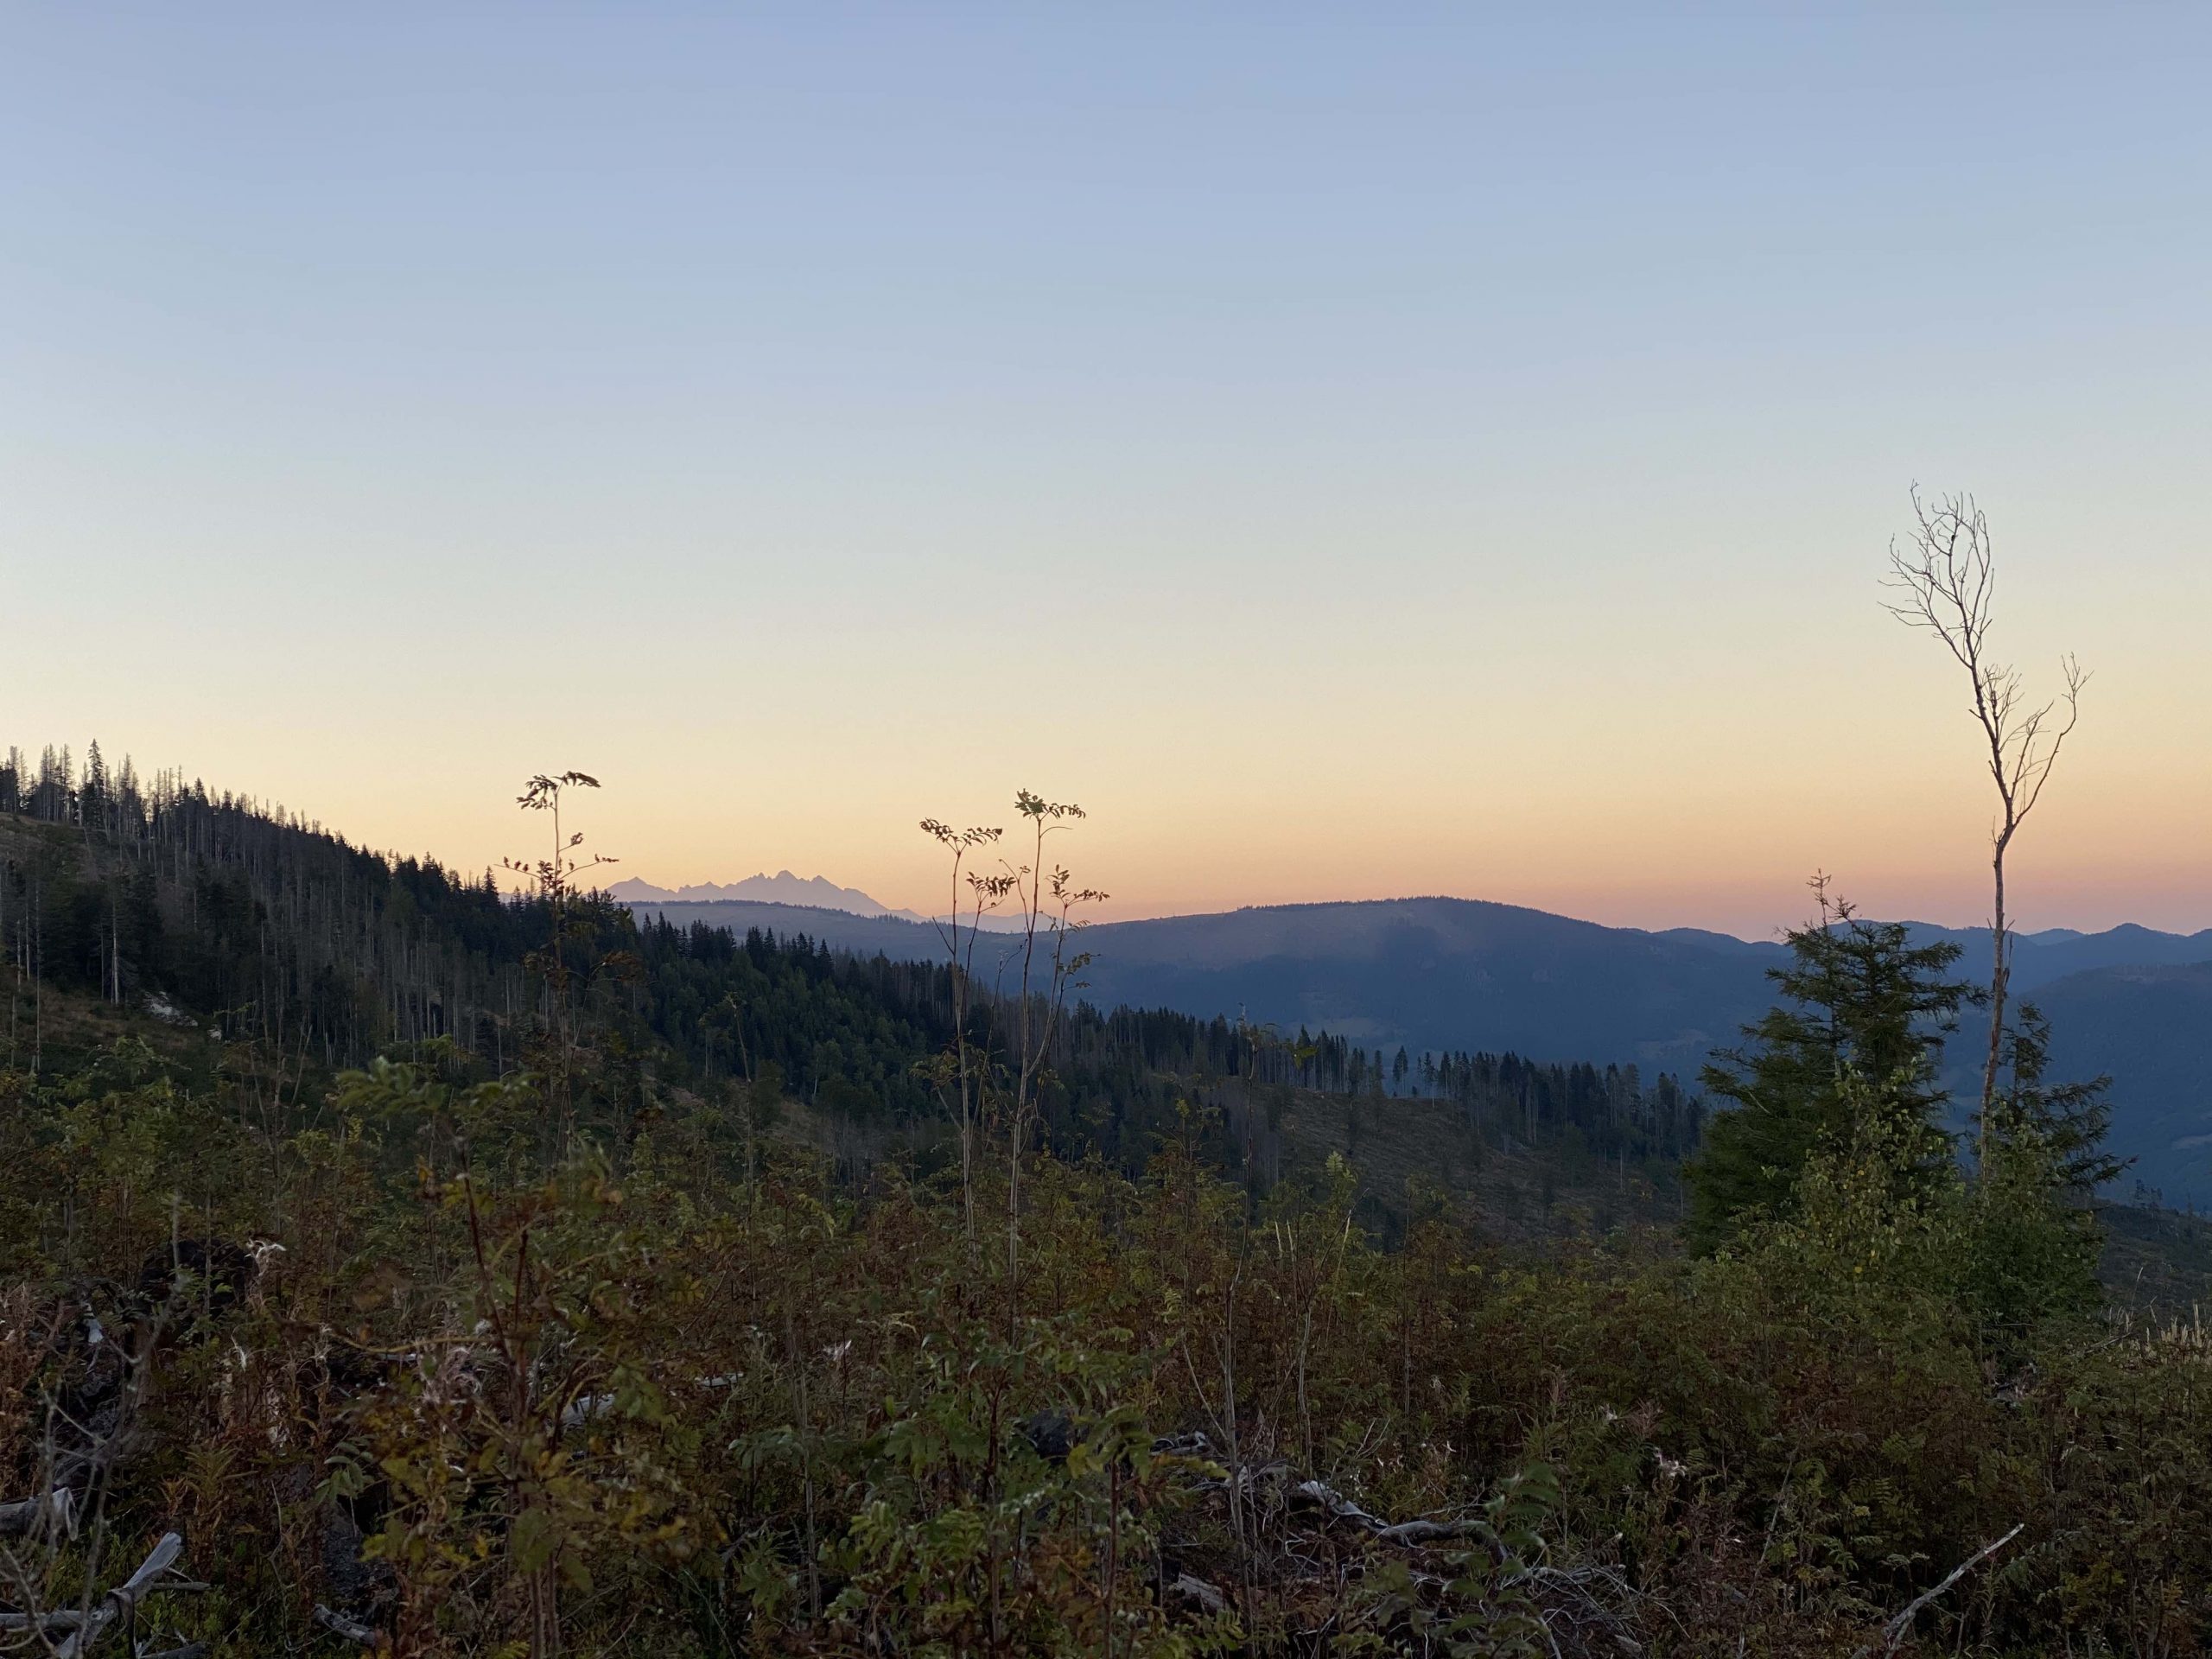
314,1603 -> 385,1647
1885,487 -> 2088,1147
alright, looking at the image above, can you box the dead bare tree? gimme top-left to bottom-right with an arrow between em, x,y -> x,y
1885,488 -> 2087,1149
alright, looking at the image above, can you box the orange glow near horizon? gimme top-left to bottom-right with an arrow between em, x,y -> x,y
7,12 -> 2210,938
19,609 -> 2206,941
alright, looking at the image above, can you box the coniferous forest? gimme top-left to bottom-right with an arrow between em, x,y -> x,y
2,743 -> 2208,1657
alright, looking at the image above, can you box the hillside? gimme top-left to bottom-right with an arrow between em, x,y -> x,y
1905,920 -> 2212,988
10,823 -> 2187,1309
10,768 -> 2212,1652
0,796 -> 1695,1212
620,895 -> 1782,1065
1080,899 -> 1773,1065
2037,961 -> 2212,1202
13,767 -> 2199,1233
619,893 -> 2212,1063
618,893 -> 2212,1198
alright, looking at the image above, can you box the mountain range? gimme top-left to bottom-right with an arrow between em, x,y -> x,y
616,890 -> 2212,1203
608,871 -> 904,913
607,872 -> 1035,931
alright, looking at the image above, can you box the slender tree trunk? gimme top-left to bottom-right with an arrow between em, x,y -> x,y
1981,833 -> 2011,1154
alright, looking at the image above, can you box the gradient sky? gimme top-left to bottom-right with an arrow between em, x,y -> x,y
5,6 -> 2210,937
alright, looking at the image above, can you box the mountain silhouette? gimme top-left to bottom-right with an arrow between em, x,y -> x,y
608,870 -> 912,917
617,893 -> 2212,1199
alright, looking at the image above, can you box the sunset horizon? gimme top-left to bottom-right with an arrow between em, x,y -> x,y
11,10 -> 2212,1648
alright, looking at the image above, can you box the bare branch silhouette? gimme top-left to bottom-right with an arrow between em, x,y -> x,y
1885,487 -> 2087,1147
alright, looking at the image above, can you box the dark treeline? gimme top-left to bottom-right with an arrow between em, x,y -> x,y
3,739 -> 542,1070
641,915 -> 1699,1166
3,741 -> 1700,1182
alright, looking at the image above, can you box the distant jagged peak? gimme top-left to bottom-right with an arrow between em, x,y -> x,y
607,870 -> 902,917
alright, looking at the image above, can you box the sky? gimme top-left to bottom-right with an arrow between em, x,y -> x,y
4,5 -> 2209,938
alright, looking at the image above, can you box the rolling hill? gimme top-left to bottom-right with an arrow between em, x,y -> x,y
620,893 -> 2212,1198
2037,961 -> 2212,1203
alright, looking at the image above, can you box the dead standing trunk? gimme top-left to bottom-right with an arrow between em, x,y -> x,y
1885,488 -> 2085,1154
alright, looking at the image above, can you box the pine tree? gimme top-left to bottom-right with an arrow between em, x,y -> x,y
1991,1001 -> 2125,1194
1685,889 -> 1970,1253
1953,1003 -> 2123,1339
82,740 -> 110,835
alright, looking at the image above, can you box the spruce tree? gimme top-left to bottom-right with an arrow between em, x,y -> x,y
1989,1001 -> 2124,1193
1686,893 -> 1970,1253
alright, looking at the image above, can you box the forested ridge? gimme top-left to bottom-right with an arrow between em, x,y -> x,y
3,743 -> 2209,1656
0,741 -> 1696,1196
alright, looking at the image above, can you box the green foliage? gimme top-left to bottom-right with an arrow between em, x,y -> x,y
1687,895 -> 1970,1252
0,1006 -> 2196,1656
1989,1000 -> 2125,1193
0,777 -> 2169,1656
1341,1464 -> 1561,1656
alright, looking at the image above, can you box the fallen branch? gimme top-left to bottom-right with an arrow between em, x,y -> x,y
54,1530 -> 182,1659
1290,1478 -> 1384,1532
314,1603 -> 385,1647
0,1489 -> 73,1539
1166,1574 -> 1228,1618
0,1609 -> 88,1632
0,1567 -> 200,1633
1374,1517 -> 1486,1547
1288,1479 -> 1495,1548
1877,1524 -> 2024,1656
